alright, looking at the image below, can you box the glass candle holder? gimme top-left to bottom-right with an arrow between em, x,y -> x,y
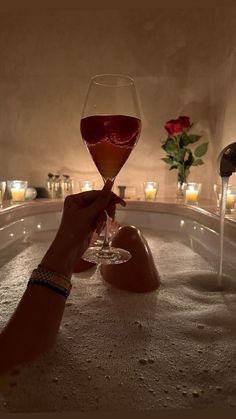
8,180 -> 28,203
143,181 -> 158,201
117,185 -> 126,199
79,180 -> 94,192
214,184 -> 236,213
0,181 -> 6,208
185,182 -> 202,205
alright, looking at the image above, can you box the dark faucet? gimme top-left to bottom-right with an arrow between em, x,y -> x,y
217,142 -> 236,177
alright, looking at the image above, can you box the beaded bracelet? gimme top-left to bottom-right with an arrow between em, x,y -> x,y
27,265 -> 72,298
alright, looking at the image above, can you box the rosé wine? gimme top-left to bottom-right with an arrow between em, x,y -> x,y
81,114 -> 141,180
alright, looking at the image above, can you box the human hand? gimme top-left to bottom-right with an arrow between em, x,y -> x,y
41,180 -> 125,277
58,179 -> 125,247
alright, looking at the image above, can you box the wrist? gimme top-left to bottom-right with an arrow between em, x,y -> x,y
28,266 -> 72,298
40,233 -> 78,278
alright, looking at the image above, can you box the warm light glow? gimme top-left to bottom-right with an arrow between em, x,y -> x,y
226,191 -> 235,209
214,184 -> 236,211
145,189 -> 156,200
9,180 -> 27,202
185,190 -> 198,203
80,180 -> 94,192
144,181 -> 158,201
11,188 -> 25,201
185,183 -> 201,205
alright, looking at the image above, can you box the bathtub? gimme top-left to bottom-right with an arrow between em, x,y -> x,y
0,199 -> 236,413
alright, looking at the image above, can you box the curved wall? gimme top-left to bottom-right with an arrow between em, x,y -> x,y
0,7 -> 236,198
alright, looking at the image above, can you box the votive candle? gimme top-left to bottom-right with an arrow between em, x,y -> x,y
11,188 -> 25,201
144,181 -> 158,201
226,193 -> 235,210
185,183 -> 201,205
80,180 -> 94,192
185,189 -> 199,203
9,180 -> 28,203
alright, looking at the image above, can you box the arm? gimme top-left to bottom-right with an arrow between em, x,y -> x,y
0,180 -> 125,374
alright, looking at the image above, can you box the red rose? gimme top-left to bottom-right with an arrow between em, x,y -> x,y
178,116 -> 190,129
164,119 -> 183,135
164,116 -> 191,135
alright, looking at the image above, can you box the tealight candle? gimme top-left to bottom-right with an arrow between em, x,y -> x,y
226,192 -> 235,210
80,180 -> 94,192
8,180 -> 28,203
214,184 -> 236,212
11,188 -> 25,201
185,189 -> 198,203
143,181 -> 158,201
185,182 -> 201,205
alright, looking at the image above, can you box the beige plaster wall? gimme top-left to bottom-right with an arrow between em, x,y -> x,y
0,7 -> 236,199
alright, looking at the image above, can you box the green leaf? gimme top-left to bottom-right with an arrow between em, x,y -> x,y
163,137 -> 178,154
169,164 -> 178,170
194,142 -> 208,157
192,158 -> 204,166
161,157 -> 173,165
188,134 -> 202,144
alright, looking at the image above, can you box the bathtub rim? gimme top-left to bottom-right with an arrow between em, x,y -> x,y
0,198 -> 236,242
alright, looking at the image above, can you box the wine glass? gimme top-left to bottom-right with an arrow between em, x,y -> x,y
80,73 -> 141,264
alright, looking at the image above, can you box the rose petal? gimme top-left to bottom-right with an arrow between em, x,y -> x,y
178,116 -> 190,129
165,119 -> 183,135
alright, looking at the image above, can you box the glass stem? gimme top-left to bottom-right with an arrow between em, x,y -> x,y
100,211 -> 111,253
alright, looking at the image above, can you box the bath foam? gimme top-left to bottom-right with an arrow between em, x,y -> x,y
0,228 -> 236,412
101,225 -> 161,293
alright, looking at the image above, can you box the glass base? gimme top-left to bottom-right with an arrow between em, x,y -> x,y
82,246 -> 131,265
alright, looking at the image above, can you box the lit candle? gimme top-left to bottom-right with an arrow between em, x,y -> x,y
145,188 -> 156,200
185,190 -> 199,203
9,180 -> 28,202
226,193 -> 235,210
11,188 -> 26,201
80,180 -> 94,192
217,189 -> 236,210
81,186 -> 92,192
144,182 -> 158,201
185,182 -> 201,205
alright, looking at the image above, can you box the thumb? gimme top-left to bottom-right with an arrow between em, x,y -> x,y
89,179 -> 114,214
